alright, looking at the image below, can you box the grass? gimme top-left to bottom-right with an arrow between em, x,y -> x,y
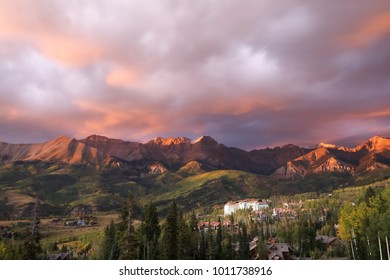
140,170 -> 273,215
2,160 -> 390,218
2,190 -> 35,208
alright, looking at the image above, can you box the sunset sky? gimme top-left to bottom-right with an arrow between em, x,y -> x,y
1,0 -> 390,149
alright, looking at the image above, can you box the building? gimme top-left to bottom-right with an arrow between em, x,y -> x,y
272,208 -> 297,218
224,199 -> 269,215
266,242 -> 296,260
316,235 -> 340,251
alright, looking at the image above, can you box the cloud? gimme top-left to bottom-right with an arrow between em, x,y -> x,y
0,0 -> 389,149
341,12 -> 390,48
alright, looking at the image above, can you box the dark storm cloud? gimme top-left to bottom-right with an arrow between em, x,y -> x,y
0,0 -> 389,149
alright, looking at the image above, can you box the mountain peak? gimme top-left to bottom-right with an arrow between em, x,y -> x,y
149,137 -> 192,146
318,143 -> 338,149
368,135 -> 388,141
361,135 -> 390,151
85,134 -> 109,142
192,136 -> 218,145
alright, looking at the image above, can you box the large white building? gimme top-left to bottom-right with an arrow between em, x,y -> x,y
224,199 -> 269,215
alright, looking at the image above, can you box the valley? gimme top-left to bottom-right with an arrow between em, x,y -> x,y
1,134 -> 390,259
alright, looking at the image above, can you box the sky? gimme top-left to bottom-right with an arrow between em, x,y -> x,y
0,0 -> 390,150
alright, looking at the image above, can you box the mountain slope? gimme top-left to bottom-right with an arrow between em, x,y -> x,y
1,134 -> 390,217
0,135 -> 100,165
1,135 -> 390,178
81,135 -> 311,174
273,136 -> 390,178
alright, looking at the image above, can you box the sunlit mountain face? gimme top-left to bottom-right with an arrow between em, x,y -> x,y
1,134 -> 389,176
0,0 -> 390,150
0,133 -> 389,217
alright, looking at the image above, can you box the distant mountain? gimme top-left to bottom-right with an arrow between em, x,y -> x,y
0,135 -> 99,165
1,134 -> 389,177
273,136 -> 390,178
1,134 -> 390,217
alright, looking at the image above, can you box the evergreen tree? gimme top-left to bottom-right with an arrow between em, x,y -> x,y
238,223 -> 249,259
189,213 -> 199,259
364,187 -> 376,206
140,201 -> 160,259
248,217 -> 258,239
178,212 -> 191,259
163,201 -> 179,259
257,236 -> 268,260
199,231 -> 207,259
22,199 -> 42,259
215,217 -> 223,259
206,224 -> 214,259
224,232 -> 234,259
101,220 -> 120,259
118,193 -> 138,259
50,241 -> 59,253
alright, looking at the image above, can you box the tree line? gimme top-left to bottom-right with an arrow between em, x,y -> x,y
99,194 -> 271,260
2,183 -> 390,260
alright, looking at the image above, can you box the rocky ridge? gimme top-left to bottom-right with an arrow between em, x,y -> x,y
1,135 -> 389,177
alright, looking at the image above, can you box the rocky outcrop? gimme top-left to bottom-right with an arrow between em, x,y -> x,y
356,135 -> 390,152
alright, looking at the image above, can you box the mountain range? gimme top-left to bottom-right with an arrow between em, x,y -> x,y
1,134 -> 390,177
1,134 -> 390,217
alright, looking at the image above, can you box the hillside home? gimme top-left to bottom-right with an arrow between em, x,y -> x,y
266,242 -> 296,260
272,208 -> 297,218
316,235 -> 340,251
224,199 -> 269,215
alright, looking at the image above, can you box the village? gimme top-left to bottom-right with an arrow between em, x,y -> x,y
195,198 -> 342,260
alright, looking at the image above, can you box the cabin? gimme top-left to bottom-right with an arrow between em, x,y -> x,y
266,241 -> 296,260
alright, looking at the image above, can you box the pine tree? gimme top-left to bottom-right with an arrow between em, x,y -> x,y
215,217 -> 223,259
22,198 -> 42,259
163,201 -> 179,259
178,212 -> 191,259
364,187 -> 376,206
140,201 -> 160,259
257,235 -> 268,260
238,223 -> 249,259
118,193 -> 138,259
101,220 -> 120,259
187,212 -> 199,259
190,229 -> 200,259
206,223 -> 214,259
199,231 -> 207,259
249,218 -> 259,239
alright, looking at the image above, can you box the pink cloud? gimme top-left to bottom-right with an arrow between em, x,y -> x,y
0,0 -> 389,149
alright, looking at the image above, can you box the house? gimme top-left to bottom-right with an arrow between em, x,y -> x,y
272,208 -> 297,218
224,199 -> 269,215
283,200 -> 303,209
197,221 -> 221,231
316,235 -> 340,251
266,241 -> 296,260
